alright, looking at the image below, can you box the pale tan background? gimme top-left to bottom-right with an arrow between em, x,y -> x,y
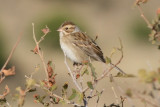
0,0 -> 160,107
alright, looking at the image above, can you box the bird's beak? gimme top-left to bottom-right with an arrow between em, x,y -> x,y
57,28 -> 62,32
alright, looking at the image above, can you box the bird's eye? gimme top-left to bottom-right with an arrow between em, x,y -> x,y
65,27 -> 68,30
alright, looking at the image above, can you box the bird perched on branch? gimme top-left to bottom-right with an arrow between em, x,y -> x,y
57,21 -> 125,74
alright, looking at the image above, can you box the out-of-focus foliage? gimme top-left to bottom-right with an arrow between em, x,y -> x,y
138,68 -> 160,83
129,19 -> 150,44
149,11 -> 160,48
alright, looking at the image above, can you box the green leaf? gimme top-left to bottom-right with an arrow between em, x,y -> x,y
26,78 -> 36,88
87,81 -> 94,89
115,72 -> 136,78
81,68 -> 89,76
77,92 -> 83,103
59,99 -> 66,104
16,87 -> 21,92
68,89 -> 77,100
125,89 -> 132,97
39,81 -> 45,87
105,57 -> 111,64
89,63 -> 97,79
110,48 -> 117,57
50,85 -> 57,91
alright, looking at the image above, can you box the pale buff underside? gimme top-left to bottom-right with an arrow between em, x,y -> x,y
60,35 -> 89,63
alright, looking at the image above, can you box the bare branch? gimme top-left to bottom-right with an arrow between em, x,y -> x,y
0,35 -> 21,72
135,92 -> 159,107
35,83 -> 82,107
64,55 -> 82,92
0,85 -> 10,99
32,23 -> 48,79
137,4 -> 152,29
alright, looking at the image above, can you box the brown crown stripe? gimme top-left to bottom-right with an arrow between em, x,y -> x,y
61,21 -> 75,27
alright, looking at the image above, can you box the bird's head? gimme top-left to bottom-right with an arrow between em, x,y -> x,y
57,21 -> 80,35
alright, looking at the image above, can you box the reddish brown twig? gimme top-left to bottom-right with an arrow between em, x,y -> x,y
136,3 -> 152,29
0,85 -> 10,99
32,23 -> 49,79
0,35 -> 21,83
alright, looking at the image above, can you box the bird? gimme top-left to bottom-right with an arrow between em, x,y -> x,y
57,21 -> 125,74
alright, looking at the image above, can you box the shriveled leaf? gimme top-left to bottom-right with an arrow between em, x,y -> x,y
0,98 -> 6,105
2,66 -> 15,76
28,88 -> 36,92
87,81 -> 94,89
68,89 -> 77,100
63,82 -> 68,90
76,74 -> 80,79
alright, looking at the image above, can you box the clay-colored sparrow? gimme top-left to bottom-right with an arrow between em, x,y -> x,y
57,21 -> 106,65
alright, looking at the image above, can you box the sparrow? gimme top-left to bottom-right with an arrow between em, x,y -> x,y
57,21 -> 125,74
57,21 -> 106,65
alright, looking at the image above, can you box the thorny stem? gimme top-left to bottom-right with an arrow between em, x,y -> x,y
64,55 -> 83,92
32,23 -> 48,79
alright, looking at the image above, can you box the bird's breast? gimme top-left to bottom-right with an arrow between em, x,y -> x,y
60,37 -> 88,63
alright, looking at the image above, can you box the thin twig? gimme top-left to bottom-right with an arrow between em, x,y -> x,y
32,23 -> 48,79
0,35 -> 21,72
111,86 -> 119,104
64,55 -> 82,92
82,40 -> 124,92
95,89 -> 104,107
0,35 -> 21,83
38,25 -> 49,44
137,4 -> 152,29
135,93 -> 158,107
34,83 -> 82,107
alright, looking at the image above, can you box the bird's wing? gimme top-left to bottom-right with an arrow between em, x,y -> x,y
69,32 -> 106,62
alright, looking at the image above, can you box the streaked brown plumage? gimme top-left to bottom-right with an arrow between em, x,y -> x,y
57,21 -> 106,65
57,21 -> 126,74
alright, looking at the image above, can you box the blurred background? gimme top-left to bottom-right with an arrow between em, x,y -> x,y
0,0 -> 160,106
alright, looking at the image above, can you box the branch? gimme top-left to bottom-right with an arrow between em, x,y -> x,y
0,35 -> 21,72
0,35 -> 21,83
83,39 -> 124,92
35,83 -> 82,107
64,55 -> 82,92
0,85 -> 10,99
135,92 -> 159,107
32,23 -> 48,79
137,4 -> 152,29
